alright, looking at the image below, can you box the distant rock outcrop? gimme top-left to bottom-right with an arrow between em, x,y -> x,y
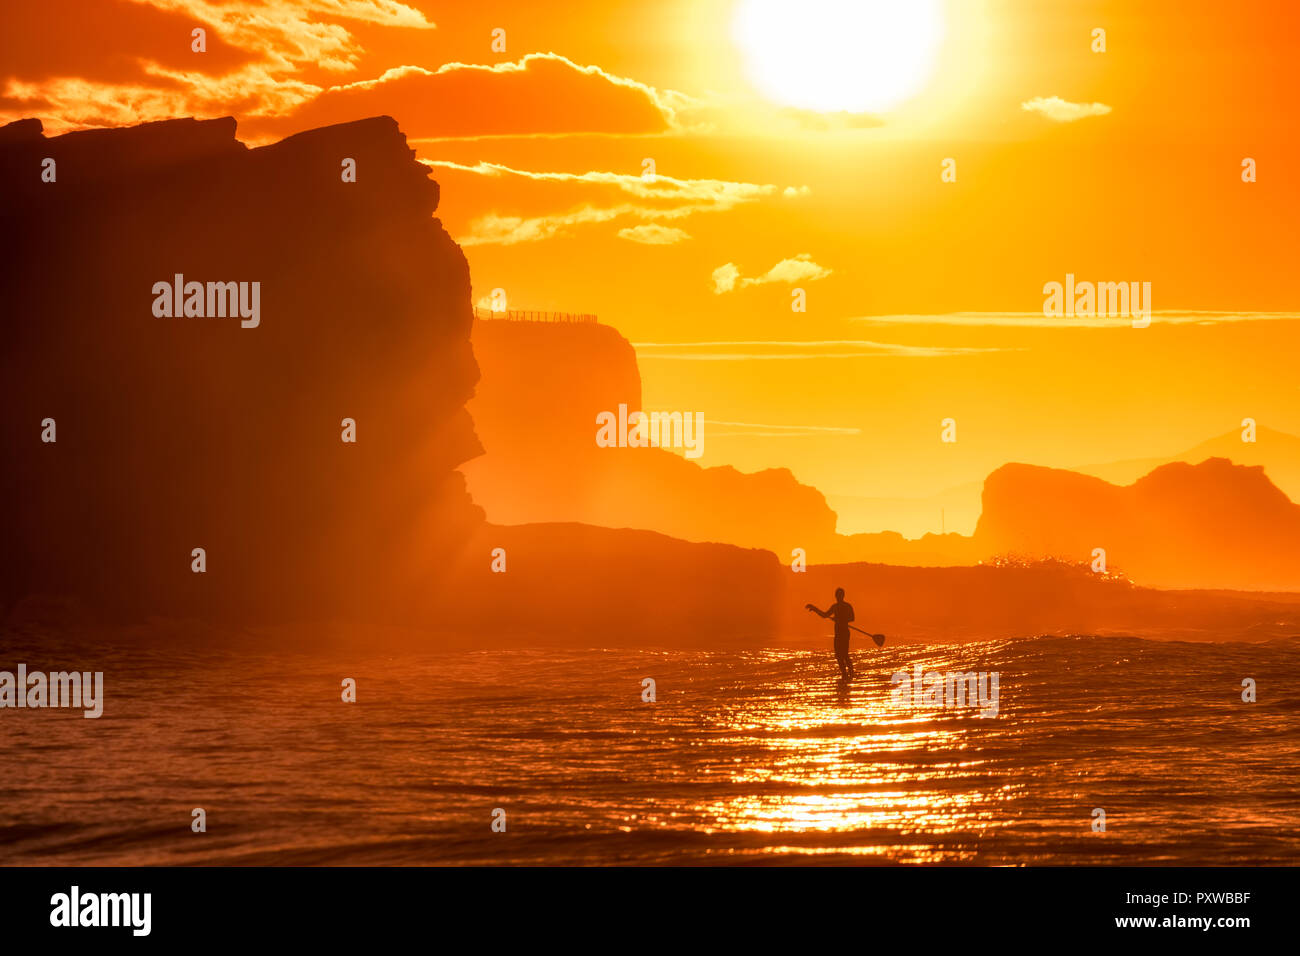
1076,425 -> 1300,503
466,321 -> 1300,591
974,457 -> 1300,590
466,314 -> 1300,591
465,317 -> 840,553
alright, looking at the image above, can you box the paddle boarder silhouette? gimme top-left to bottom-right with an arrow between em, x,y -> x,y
806,587 -> 856,679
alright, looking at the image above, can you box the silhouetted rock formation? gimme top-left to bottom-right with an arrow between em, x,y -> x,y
466,317 -> 839,552
974,457 -> 1300,590
466,320 -> 1300,591
1077,425 -> 1300,503
0,115 -> 482,621
439,522 -> 784,643
0,115 -> 791,636
3,114 -> 1295,647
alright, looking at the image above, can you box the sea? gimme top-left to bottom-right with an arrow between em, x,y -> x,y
2,630 -> 1297,865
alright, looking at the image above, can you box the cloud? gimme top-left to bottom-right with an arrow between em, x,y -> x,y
709,263 -> 742,293
0,11 -> 692,143
711,254 -> 831,294
459,207 -> 628,246
0,0 -> 434,131
424,159 -> 803,246
257,53 -> 693,140
631,340 -> 1012,360
422,159 -> 781,205
131,0 -> 433,72
0,0 -> 253,89
2,66 -> 320,130
653,89 -> 894,138
618,224 -> 691,245
853,311 -> 1300,328
778,108 -> 885,131
1021,96 -> 1112,122
702,420 -> 863,438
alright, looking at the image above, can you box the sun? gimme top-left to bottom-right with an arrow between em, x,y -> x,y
732,0 -> 945,114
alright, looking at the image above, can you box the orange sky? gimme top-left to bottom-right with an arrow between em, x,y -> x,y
4,0 -> 1298,534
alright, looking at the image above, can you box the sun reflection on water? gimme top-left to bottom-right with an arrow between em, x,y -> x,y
651,650 -> 1022,861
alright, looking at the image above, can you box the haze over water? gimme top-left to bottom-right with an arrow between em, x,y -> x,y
2,631 -> 1296,865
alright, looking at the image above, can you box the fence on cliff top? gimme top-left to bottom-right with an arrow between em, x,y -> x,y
473,307 -> 597,324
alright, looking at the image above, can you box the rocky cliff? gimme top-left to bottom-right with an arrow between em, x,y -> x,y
0,114 -> 788,637
0,115 -> 483,620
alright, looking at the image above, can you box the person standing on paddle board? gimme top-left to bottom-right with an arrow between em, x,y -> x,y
806,588 -> 855,679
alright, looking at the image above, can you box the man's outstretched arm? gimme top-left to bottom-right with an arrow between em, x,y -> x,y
804,604 -> 829,618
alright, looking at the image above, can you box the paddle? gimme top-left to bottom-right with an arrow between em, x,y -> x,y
846,624 -> 887,648
805,604 -> 886,647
